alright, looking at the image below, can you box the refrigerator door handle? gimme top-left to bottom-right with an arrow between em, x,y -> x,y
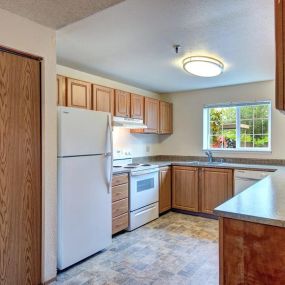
107,114 -> 113,193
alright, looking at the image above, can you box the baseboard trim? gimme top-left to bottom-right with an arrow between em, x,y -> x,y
42,276 -> 57,285
171,208 -> 218,220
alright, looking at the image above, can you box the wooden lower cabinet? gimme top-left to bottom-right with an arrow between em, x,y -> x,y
172,166 -> 233,215
159,167 -> 172,213
172,166 -> 199,212
200,168 -> 233,214
219,217 -> 285,284
112,174 -> 129,234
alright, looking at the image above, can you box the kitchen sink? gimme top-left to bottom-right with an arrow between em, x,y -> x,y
187,161 -> 224,166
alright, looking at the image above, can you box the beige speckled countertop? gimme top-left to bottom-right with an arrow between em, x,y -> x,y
113,159 -> 285,228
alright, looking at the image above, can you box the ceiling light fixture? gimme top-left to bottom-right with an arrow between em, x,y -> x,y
183,56 -> 224,77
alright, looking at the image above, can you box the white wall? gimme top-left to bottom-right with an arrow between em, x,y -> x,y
57,65 -> 161,157
159,80 -> 285,159
0,8 -> 57,283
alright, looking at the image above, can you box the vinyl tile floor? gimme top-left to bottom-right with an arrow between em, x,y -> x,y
53,212 -> 219,285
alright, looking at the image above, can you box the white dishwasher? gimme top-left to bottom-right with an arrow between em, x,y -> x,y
234,169 -> 272,195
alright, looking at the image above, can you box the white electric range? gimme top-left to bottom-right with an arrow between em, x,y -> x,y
113,158 -> 159,231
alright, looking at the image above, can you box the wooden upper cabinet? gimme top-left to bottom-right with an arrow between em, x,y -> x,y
115,89 -> 130,117
200,168 -> 233,214
275,0 -> 285,110
92,84 -> 114,115
67,78 -> 91,109
144,97 -> 159,133
131,93 -> 144,119
172,166 -> 199,212
159,101 -> 173,134
159,166 -> 172,214
57,75 -> 66,106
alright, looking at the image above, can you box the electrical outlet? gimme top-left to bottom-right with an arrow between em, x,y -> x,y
146,145 -> 150,153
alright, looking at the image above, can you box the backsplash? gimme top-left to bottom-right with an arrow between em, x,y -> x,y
112,127 -> 160,157
133,155 -> 285,166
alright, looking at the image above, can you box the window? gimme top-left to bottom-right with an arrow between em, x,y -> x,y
203,101 -> 271,151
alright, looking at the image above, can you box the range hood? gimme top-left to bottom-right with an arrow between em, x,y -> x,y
112,116 -> 147,129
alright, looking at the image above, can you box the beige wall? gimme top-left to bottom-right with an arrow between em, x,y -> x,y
159,81 -> 285,159
57,65 -> 160,157
0,8 -> 57,282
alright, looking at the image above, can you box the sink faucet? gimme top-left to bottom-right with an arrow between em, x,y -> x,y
205,150 -> 213,163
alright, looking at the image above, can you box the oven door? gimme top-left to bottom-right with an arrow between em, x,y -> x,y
130,169 -> 159,211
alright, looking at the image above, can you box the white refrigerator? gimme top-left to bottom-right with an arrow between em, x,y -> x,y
57,106 -> 113,270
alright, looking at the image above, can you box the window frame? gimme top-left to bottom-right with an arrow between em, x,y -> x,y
203,101 -> 272,152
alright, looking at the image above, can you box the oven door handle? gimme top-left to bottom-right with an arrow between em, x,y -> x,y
130,168 -> 159,176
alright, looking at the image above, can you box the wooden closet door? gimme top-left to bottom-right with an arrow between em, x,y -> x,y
67,78 -> 91,109
92,84 -> 114,115
0,51 -> 41,284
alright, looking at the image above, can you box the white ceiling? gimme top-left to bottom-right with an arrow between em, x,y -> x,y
57,0 -> 275,93
0,0 -> 125,28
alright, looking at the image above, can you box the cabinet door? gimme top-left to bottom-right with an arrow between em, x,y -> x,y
159,101 -> 173,134
159,167 -> 172,213
200,168 -> 233,214
57,75 -> 66,106
275,0 -> 285,110
67,78 -> 91,109
131,93 -> 144,119
172,166 -> 199,212
92,84 -> 114,115
115,90 -> 130,117
144,97 -> 159,133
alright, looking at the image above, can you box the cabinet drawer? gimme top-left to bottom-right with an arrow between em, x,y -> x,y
112,173 -> 128,186
112,184 -> 128,202
112,198 -> 128,218
112,213 -> 129,235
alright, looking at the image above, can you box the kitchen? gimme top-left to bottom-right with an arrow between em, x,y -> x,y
0,0 -> 285,285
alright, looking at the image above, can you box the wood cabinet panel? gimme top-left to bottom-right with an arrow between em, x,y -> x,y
220,217 -> 285,285
275,0 -> 285,110
112,173 -> 128,187
92,84 -> 114,115
159,167 -> 172,213
144,97 -> 159,133
112,213 -> 129,235
0,51 -> 41,284
131,93 -> 144,119
112,198 -> 128,218
115,89 -> 130,117
67,78 -> 91,109
200,168 -> 233,214
57,75 -> 66,106
112,184 -> 128,202
172,166 -> 199,212
159,101 -> 173,134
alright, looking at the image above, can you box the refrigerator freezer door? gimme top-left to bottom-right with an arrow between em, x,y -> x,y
57,155 -> 112,270
58,107 -> 111,157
